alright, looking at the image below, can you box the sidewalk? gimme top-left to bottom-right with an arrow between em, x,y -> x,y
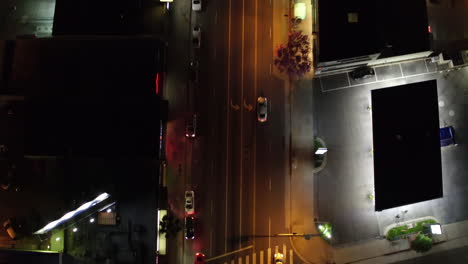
333,219 -> 468,264
272,0 -> 315,81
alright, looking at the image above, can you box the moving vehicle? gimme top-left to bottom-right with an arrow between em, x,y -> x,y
257,97 -> 268,122
350,66 -> 375,80
185,216 -> 195,239
274,253 -> 284,264
192,26 -> 201,48
185,114 -> 197,138
194,253 -> 206,264
192,0 -> 202,11
185,191 -> 195,215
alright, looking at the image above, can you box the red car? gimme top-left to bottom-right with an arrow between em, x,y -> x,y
194,253 -> 205,264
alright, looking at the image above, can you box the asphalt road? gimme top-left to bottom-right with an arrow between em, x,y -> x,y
182,0 -> 293,262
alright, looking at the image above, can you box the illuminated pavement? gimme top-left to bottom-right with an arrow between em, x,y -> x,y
0,0 -> 55,39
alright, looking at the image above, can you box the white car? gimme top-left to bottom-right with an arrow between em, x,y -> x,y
192,26 -> 201,48
192,0 -> 202,11
274,253 -> 284,264
257,96 -> 268,122
185,191 -> 195,215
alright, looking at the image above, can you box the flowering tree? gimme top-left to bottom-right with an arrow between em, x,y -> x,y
274,30 -> 312,79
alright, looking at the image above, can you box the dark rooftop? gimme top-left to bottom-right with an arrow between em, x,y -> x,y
371,80 -> 443,211
318,0 -> 430,62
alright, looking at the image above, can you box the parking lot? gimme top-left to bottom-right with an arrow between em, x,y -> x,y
313,66 -> 468,245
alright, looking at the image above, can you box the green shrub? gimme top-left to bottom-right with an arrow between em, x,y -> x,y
411,234 -> 433,253
386,219 -> 437,241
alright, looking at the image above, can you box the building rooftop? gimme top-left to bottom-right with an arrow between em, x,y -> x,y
318,0 -> 430,62
371,80 -> 443,211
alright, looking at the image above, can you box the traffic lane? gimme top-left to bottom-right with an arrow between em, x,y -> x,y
179,0 -> 234,260
252,0 -> 275,253
225,0 -> 249,252
192,0 -> 231,257
254,121 -> 274,252
239,0 -> 259,250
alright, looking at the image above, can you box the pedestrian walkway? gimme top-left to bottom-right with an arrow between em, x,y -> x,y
207,244 -> 295,264
334,219 -> 468,264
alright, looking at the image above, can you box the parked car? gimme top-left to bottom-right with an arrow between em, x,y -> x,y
274,253 -> 284,264
192,0 -> 202,11
185,216 -> 195,239
0,181 -> 21,192
185,191 -> 195,215
3,219 -> 17,240
194,253 -> 206,264
257,97 -> 268,122
189,60 -> 199,69
440,126 -> 457,146
192,26 -> 201,48
186,114 -> 197,138
350,66 -> 375,80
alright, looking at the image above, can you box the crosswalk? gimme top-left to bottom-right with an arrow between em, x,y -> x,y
208,245 -> 294,264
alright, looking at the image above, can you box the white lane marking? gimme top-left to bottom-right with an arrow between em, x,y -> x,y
210,229 -> 213,256
239,257 -> 242,264
239,0 -> 245,250
225,0 -> 232,253
269,27 -> 272,39
267,247 -> 271,264
246,255 -> 249,264
289,249 -> 294,264
253,252 -> 256,264
260,250 -> 264,264
282,244 -> 286,260
268,218 -> 271,249
253,0 -> 258,249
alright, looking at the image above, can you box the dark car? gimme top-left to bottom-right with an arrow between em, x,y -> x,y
194,253 -> 206,264
257,97 -> 268,122
192,26 -> 201,48
350,66 -> 375,80
185,216 -> 195,239
185,114 -> 197,138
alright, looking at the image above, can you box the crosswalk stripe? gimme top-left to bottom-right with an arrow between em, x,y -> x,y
216,246 -> 293,264
283,244 -> 287,260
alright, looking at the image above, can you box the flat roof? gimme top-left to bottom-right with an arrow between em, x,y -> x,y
318,0 -> 430,62
371,80 -> 443,211
10,38 -> 164,157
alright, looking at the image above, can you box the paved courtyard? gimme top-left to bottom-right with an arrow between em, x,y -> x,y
313,66 -> 468,245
